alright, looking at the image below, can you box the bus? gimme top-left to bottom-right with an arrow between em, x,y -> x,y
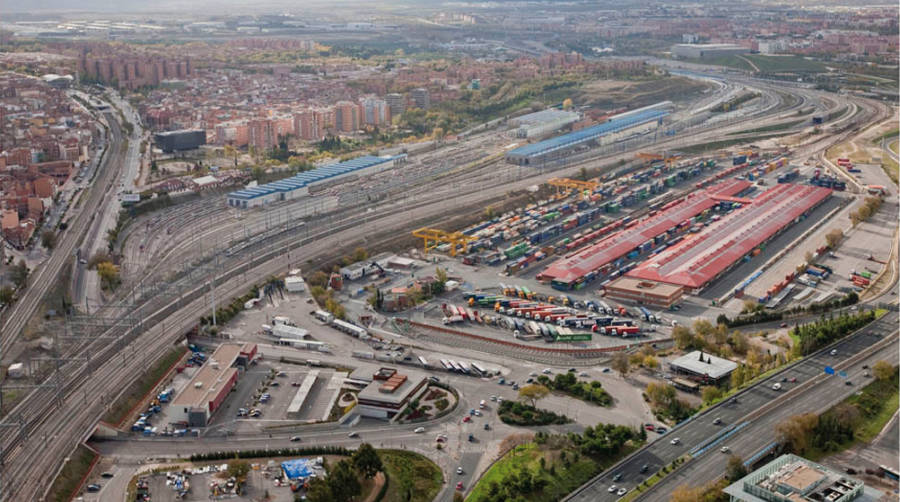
418,356 -> 429,368
457,361 -> 472,374
471,362 -> 487,376
440,359 -> 451,371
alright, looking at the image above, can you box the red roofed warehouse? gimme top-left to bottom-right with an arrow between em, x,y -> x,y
538,179 -> 752,290
627,183 -> 832,293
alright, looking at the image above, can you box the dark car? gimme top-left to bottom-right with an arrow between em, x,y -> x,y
613,473 -> 623,482
640,464 -> 649,473
86,484 -> 101,493
100,472 -> 114,479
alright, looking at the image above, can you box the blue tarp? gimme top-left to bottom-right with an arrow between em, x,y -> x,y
281,458 -> 314,480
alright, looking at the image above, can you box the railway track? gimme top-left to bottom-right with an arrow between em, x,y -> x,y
0,111 -> 127,357
1,80 -> 889,500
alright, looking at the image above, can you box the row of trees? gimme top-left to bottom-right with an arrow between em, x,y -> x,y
849,196 -> 883,226
792,310 -> 876,356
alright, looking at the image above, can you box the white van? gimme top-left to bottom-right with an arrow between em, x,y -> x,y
479,400 -> 486,409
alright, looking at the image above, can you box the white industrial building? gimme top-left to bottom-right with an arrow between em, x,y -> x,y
671,43 -> 749,59
668,350 -> 737,383
508,109 -> 581,139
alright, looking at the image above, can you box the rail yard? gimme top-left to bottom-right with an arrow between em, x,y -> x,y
0,13 -> 897,502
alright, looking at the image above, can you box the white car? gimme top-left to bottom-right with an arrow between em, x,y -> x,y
457,467 -> 464,475
542,368 -> 552,374
414,427 -> 426,433
721,446 -> 730,453
670,438 -> 680,445
474,410 -> 482,417
529,371 -> 538,377
617,487 -> 628,496
608,485 -> 617,493
830,349 -> 837,356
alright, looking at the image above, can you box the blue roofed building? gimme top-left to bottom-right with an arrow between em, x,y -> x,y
281,458 -> 320,481
226,154 -> 406,209
505,103 -> 671,165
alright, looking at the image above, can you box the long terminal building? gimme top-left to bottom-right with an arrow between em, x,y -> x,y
505,102 -> 672,165
626,183 -> 832,293
226,154 -> 406,209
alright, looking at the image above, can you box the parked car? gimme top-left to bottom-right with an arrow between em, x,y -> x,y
713,418 -> 722,425
721,446 -> 730,453
617,487 -> 627,496
86,484 -> 101,493
456,482 -> 464,491
608,485 -> 617,493
613,473 -> 623,482
100,472 -> 114,479
644,424 -> 655,431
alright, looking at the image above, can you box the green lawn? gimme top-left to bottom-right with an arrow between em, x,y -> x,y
379,450 -> 442,502
678,54 -> 826,74
47,445 -> 98,502
467,434 -> 641,502
467,443 -> 602,502
743,54 -> 827,73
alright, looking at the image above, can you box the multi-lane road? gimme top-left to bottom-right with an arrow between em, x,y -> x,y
564,310 -> 898,501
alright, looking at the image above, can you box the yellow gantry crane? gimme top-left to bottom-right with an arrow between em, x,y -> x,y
636,152 -> 681,168
412,228 -> 476,257
547,178 -> 600,199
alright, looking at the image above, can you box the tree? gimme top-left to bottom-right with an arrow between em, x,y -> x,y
328,460 -> 361,501
351,443 -> 382,479
96,261 -> 120,290
825,229 -> 843,248
226,459 -> 250,481
872,360 -> 895,381
673,325 -> 696,350
11,260 -> 28,288
670,484 -> 705,502
435,266 -> 448,285
701,386 -> 723,404
611,352 -> 630,377
643,355 -> 659,369
305,477 -> 334,502
352,247 -> 368,263
41,230 -> 57,249
0,286 -> 14,305
726,455 -> 748,481
775,413 -> 818,455
518,384 -> 550,407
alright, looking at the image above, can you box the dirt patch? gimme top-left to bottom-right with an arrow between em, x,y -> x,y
577,76 -> 710,108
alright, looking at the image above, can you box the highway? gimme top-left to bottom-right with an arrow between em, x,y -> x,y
564,310 -> 898,502
0,74 -> 892,501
